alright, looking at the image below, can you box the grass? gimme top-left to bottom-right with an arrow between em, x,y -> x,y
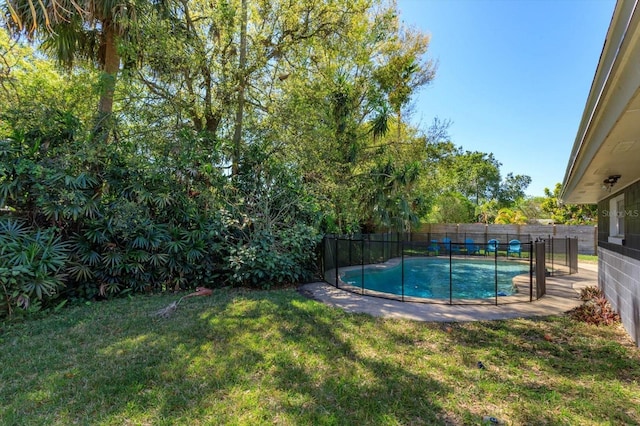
1,288 -> 639,425
578,254 -> 598,264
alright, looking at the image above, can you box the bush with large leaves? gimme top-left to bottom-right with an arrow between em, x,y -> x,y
0,105 -> 101,232
0,219 -> 69,316
66,208 -> 225,299
0,97 -> 322,316
63,155 -> 228,299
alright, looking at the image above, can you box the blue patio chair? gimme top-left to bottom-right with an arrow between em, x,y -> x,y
428,239 -> 440,256
486,239 -> 499,255
464,238 -> 480,255
442,237 -> 461,254
507,239 -> 522,257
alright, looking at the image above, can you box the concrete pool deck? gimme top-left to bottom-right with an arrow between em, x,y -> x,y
298,263 -> 598,322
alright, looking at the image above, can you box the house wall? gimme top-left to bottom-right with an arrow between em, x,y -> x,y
598,248 -> 640,346
598,180 -> 640,259
598,180 -> 640,347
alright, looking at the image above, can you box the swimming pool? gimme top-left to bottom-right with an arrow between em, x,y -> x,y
340,257 -> 530,300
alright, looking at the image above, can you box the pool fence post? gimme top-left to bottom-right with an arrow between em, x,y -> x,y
551,236 -> 555,276
529,241 -> 533,302
494,242 -> 498,305
335,236 -> 339,288
449,241 -> 453,305
401,240 -> 405,302
361,237 -> 365,294
321,236 -> 325,282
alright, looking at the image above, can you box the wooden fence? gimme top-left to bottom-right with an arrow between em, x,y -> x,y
413,223 -> 597,255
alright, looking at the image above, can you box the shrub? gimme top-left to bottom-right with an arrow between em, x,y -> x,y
570,286 -> 620,326
227,224 -> 320,288
224,157 -> 323,288
0,218 -> 69,316
1,102 -> 324,305
64,200 -> 226,299
579,285 -> 603,301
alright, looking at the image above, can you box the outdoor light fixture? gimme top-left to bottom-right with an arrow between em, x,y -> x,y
602,174 -> 621,192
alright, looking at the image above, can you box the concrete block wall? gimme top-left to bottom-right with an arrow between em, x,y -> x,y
599,247 -> 640,347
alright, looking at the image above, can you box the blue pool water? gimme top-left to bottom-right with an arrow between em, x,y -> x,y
341,257 -> 529,299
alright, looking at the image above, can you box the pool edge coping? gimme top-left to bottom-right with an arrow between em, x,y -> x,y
299,264 -> 598,322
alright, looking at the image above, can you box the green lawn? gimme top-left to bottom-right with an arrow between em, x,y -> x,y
578,254 -> 598,264
1,288 -> 638,425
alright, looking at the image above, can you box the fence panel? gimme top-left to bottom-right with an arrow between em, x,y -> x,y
322,234 -> 564,305
414,223 -> 596,254
320,233 -> 570,305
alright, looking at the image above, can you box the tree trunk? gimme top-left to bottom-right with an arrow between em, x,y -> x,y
94,22 -> 120,143
231,0 -> 248,175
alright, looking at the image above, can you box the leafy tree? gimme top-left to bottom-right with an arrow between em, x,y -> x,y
514,196 -> 547,221
262,1 -> 435,232
476,199 -> 499,224
498,172 -> 532,207
4,0 -> 137,140
425,192 -> 475,224
451,151 -> 501,205
494,207 -> 527,225
413,117 -> 534,224
372,24 -> 436,143
0,28 -> 96,128
128,0 -> 373,168
541,183 -> 597,225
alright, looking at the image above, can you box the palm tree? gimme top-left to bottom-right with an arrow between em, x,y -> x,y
4,0 -> 135,141
494,207 -> 528,225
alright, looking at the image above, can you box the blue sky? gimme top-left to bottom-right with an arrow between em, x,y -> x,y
396,0 -> 616,197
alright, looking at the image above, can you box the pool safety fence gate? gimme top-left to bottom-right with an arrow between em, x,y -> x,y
542,236 -> 578,276
321,233 -> 577,305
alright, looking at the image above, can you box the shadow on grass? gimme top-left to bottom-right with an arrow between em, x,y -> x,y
2,289 -> 639,425
1,290 -> 454,425
436,317 -> 640,424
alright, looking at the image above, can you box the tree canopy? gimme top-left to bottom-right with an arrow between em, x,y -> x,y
0,0 -> 551,315
541,183 -> 597,225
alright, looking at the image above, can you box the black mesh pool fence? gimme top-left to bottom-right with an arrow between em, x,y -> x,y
321,233 -> 578,305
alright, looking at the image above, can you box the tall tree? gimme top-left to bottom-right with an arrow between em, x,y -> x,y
372,25 -> 435,143
0,27 -> 96,131
498,172 -> 531,207
231,0 -> 248,175
542,183 -> 597,225
4,0 -> 136,141
452,151 -> 501,205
